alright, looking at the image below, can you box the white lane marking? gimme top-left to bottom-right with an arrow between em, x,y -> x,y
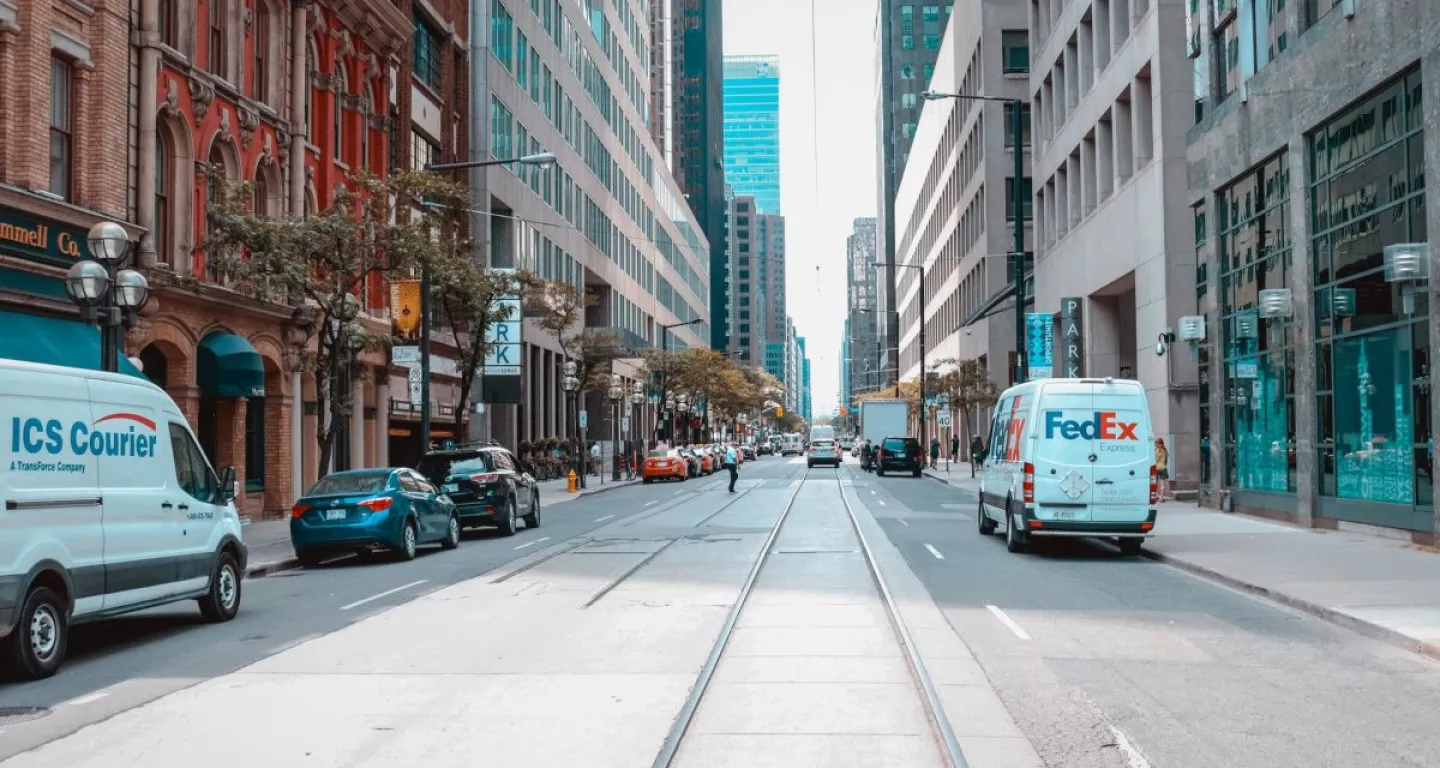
924,543 -> 945,560
644,500 -> 659,507
1109,725 -> 1154,768
340,580 -> 428,611
897,518 -> 909,527
877,499 -> 886,506
62,692 -> 109,707
594,514 -> 615,523
985,605 -> 1032,640
514,536 -> 551,550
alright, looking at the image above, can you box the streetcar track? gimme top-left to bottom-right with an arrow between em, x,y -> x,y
623,489 -> 705,526
648,465 -> 969,768
582,538 -> 683,607
690,486 -> 756,527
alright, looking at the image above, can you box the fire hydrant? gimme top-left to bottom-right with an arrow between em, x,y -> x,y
567,469 -> 578,494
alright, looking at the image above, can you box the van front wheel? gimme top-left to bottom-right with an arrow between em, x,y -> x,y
198,551 -> 242,622
3,585 -> 67,680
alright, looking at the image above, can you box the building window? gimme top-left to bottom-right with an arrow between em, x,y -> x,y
253,170 -> 270,216
334,61 -> 349,163
245,397 -> 266,491
1218,152 -> 1294,493
902,122 -> 916,139
154,134 -> 171,265
205,143 -> 229,280
49,56 -> 73,201
902,34 -> 914,50
901,93 -> 918,109
491,0 -> 514,71
923,34 -> 940,50
305,41 -> 317,143
1003,104 -> 1032,147
1002,31 -> 1029,73
901,63 -> 915,79
1310,69 -> 1428,509
414,12 -> 442,90
1307,0 -> 1339,26
253,1 -> 271,103
923,5 -> 941,22
924,63 -> 934,83
208,0 -> 226,77
159,0 -> 178,48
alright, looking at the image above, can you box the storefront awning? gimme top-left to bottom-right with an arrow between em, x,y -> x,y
197,331 -> 265,398
0,308 -> 143,376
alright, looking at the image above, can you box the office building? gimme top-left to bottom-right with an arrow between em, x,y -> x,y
723,55 -> 781,214
844,217 -> 880,406
798,336 -> 812,422
892,0 -> 1027,432
875,1 -> 955,390
1188,0 -> 1440,539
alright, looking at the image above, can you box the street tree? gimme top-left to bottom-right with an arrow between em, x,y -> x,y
929,357 -> 1000,438
428,255 -> 517,427
204,169 -> 468,476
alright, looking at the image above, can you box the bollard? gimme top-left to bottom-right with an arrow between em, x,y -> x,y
567,469 -> 578,494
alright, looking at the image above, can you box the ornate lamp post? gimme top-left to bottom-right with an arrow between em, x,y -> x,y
608,374 -> 624,481
65,222 -> 150,373
630,383 -> 646,469
676,394 -> 690,445
664,395 -> 676,444
562,360 -> 581,486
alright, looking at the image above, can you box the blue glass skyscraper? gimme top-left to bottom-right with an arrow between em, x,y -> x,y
723,55 -> 781,215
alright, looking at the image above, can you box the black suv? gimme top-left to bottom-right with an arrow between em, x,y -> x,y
875,437 -> 923,477
418,444 -> 540,536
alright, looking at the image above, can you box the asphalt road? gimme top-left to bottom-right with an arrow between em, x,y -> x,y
860,460 -> 1440,768
0,456 -> 790,762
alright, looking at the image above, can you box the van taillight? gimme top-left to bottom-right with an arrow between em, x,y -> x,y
1149,465 -> 1159,506
1022,462 -> 1034,504
291,503 -> 311,519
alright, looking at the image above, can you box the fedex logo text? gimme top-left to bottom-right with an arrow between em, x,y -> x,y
1044,411 -> 1139,441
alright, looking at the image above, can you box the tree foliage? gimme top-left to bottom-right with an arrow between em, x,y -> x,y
928,357 -> 1001,434
638,347 -> 781,436
429,255 -> 516,427
204,169 -> 469,476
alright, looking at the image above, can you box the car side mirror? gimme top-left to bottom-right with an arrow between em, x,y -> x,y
218,466 -> 238,503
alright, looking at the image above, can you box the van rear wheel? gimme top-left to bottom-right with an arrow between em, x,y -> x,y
976,499 -> 997,535
1005,503 -> 1028,554
3,585 -> 67,680
1117,537 -> 1144,556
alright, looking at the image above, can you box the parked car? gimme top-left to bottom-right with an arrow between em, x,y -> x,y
291,468 -> 460,566
756,442 -> 772,456
418,444 -> 540,535
742,444 -> 757,460
839,437 -> 854,451
807,438 -> 842,468
875,437 -> 924,477
643,449 -> 689,483
0,360 -> 246,680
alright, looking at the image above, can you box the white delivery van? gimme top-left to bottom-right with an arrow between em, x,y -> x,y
0,360 -> 246,680
977,378 -> 1157,555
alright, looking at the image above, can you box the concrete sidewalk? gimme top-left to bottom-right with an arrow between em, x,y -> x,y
242,477 -> 640,578
922,469 -> 1440,659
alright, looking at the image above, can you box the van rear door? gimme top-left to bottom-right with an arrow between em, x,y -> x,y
1031,387 -> 1097,521
1088,385 -> 1152,524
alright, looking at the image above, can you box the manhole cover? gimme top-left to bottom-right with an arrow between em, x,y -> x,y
0,706 -> 51,725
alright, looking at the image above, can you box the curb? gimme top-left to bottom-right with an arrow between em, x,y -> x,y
246,557 -> 301,579
553,478 -> 639,502
1141,547 -> 1440,661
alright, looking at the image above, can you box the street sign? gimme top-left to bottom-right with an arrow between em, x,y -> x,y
408,380 -> 423,405
938,411 -> 952,428
393,345 -> 421,364
621,417 -> 630,435
408,365 -> 422,383
579,411 -> 588,430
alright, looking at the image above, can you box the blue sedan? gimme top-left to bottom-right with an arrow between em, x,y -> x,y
290,468 -> 460,566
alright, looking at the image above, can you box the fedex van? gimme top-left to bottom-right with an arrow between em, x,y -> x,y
0,360 -> 247,680
977,378 -> 1157,555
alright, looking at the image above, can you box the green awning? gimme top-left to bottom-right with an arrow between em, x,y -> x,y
197,331 -> 265,398
0,308 -> 143,377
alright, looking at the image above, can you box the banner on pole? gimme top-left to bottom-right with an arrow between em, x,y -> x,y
1024,312 -> 1054,380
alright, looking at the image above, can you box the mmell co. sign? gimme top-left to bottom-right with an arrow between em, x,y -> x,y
1058,297 -> 1084,378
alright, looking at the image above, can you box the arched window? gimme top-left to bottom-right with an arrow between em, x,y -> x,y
305,40 -> 317,143
253,0 -> 271,103
359,81 -> 372,170
334,60 -> 349,163
206,142 -> 228,280
207,0 -> 226,78
154,133 -> 170,265
253,169 -> 270,217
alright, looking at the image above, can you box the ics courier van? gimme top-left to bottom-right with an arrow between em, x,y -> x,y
0,360 -> 246,680
977,378 -> 1157,556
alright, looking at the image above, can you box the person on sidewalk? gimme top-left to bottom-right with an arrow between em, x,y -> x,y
929,437 -> 941,469
1155,438 -> 1170,499
589,441 -> 601,477
950,434 -> 960,464
724,444 -> 739,492
970,435 -> 985,478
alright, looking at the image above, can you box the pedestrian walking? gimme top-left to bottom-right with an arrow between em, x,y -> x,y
724,443 -> 739,493
929,437 -> 941,469
950,434 -> 960,464
1154,438 -> 1170,499
970,435 -> 985,478
589,441 -> 601,477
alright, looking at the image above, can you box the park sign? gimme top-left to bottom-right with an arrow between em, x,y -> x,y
481,268 -> 523,404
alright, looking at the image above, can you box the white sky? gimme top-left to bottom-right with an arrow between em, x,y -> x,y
723,0 -> 879,418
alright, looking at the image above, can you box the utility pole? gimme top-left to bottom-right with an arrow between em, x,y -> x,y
1010,99 -> 1027,385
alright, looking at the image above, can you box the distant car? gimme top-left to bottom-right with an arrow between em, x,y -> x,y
741,444 -> 757,460
291,468 -> 460,566
807,439 -> 842,469
418,444 -> 540,535
757,443 -> 773,456
875,437 -> 923,478
643,449 -> 689,483
839,437 -> 854,451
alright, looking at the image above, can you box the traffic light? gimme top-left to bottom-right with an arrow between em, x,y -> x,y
776,406 -> 784,417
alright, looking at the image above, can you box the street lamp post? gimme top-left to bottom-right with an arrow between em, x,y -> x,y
65,222 -> 150,373
923,89 -> 1028,383
608,374 -> 624,481
657,318 -> 701,441
421,152 -> 556,452
664,395 -> 676,445
677,394 -> 690,445
561,360 -> 581,487
629,383 -> 645,472
873,261 -> 928,454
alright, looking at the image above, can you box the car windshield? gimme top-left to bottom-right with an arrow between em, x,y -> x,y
306,471 -> 391,496
417,453 -> 491,483
648,450 -> 677,458
882,438 -> 913,452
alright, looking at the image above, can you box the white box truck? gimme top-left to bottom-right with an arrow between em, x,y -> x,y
859,400 -> 909,446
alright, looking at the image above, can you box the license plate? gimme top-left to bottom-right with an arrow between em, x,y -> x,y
443,483 -> 459,493
1050,508 -> 1077,520
324,508 -> 347,521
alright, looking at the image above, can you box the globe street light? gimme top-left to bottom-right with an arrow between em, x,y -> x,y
608,373 -> 624,481
629,382 -> 646,468
65,221 -> 148,373
562,360 -> 581,486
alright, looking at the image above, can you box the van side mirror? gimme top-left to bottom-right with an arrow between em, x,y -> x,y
218,466 -> 238,503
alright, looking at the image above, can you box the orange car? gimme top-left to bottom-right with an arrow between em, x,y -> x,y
643,449 -> 689,483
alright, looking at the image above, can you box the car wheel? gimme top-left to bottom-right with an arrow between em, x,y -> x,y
198,551 -> 242,622
1005,503 -> 1028,554
1117,537 -> 1144,556
396,519 -> 419,561
679,474 -> 688,482
440,515 -> 461,550
976,498 -> 997,535
497,498 -> 518,536
643,477 -> 653,484
296,549 -> 324,568
1,584 -> 67,680
523,492 -> 541,528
